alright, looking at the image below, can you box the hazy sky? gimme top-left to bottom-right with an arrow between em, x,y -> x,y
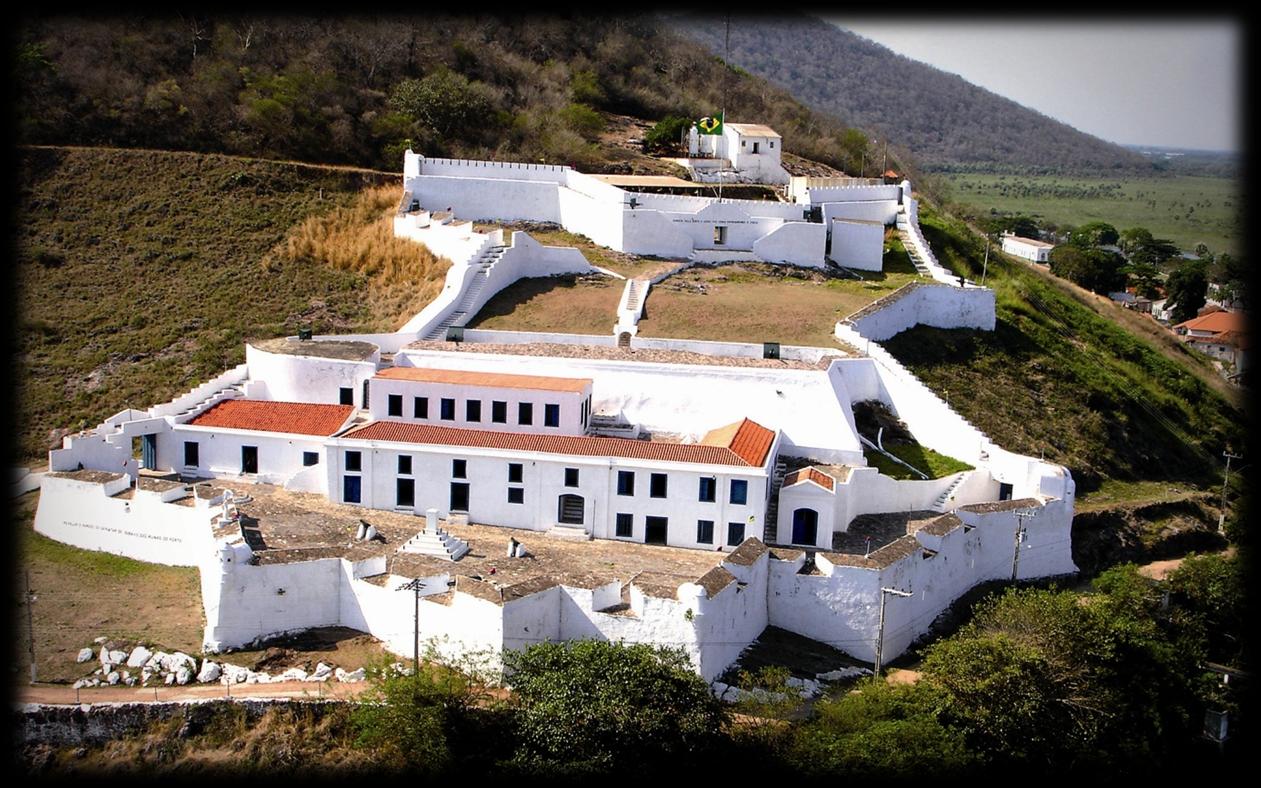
826,19 -> 1241,152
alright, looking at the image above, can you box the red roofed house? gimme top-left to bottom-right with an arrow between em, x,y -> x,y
1173,309 -> 1249,374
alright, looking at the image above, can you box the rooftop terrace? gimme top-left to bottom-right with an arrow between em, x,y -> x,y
251,337 -> 379,362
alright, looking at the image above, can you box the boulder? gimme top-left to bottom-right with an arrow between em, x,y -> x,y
340,668 -> 365,683
171,652 -> 197,671
93,637 -> 108,644
98,647 -> 110,665
277,667 -> 308,682
711,681 -> 729,699
76,648 -> 94,663
175,667 -> 191,685
106,671 -> 120,685
73,679 -> 89,690
146,651 -> 167,670
121,670 -> 131,682
311,662 -> 333,680
816,667 -> 871,682
124,676 -> 136,687
165,672 -> 175,685
197,661 -> 221,683
126,646 -> 153,668
107,649 -> 128,665
334,667 -> 347,681
141,669 -> 153,683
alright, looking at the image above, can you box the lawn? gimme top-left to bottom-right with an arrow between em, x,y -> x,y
941,172 -> 1241,256
635,255 -> 922,348
12,491 -> 204,684
862,445 -> 974,481
466,274 -> 624,334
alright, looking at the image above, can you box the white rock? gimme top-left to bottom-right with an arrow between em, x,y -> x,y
106,671 -> 120,685
278,667 -> 308,682
73,679 -> 89,690
311,662 -> 333,679
141,668 -> 153,682
197,661 -> 221,683
786,677 -> 806,688
340,668 -> 365,683
121,670 -> 130,681
164,672 -> 175,685
816,667 -> 871,682
100,662 -> 113,674
171,652 -> 196,671
98,647 -> 110,665
92,668 -> 103,676
93,636 -> 108,644
108,650 -> 128,665
124,676 -> 136,686
126,646 -> 152,668
711,681 -> 729,699
176,667 -> 191,685
88,678 -> 101,687
146,651 -> 167,671
76,648 -> 94,663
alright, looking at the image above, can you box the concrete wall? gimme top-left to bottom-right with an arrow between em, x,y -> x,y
752,221 -> 826,267
367,373 -> 591,437
33,475 -> 216,567
808,184 -> 902,203
821,199 -> 899,226
844,284 -> 997,342
158,426 -> 329,491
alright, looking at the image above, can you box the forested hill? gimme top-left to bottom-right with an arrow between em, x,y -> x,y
669,14 -> 1155,175
15,15 -> 879,175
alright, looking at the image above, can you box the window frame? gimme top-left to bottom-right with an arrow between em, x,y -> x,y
650,472 -> 668,499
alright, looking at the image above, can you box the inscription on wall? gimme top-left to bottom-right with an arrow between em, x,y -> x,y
63,520 -> 182,543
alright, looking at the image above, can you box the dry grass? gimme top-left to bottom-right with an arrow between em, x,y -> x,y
636,263 -> 920,347
467,275 -> 623,334
271,185 -> 451,330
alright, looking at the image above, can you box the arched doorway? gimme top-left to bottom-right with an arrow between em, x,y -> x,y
792,508 -> 818,546
558,494 -> 585,525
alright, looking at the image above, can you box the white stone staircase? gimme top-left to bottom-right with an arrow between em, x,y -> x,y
399,527 -> 470,561
174,383 -> 246,419
764,458 -> 789,530
931,471 -> 969,512
546,521 -> 592,541
423,244 -> 508,340
895,217 -> 935,278
588,413 -> 639,439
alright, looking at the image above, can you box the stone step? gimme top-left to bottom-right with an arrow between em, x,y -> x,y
546,522 -> 592,541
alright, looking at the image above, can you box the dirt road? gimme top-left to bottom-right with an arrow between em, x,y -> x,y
17,679 -> 374,706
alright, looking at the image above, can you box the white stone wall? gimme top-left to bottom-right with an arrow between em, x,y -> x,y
33,475 -> 217,567
751,221 -> 827,267
245,344 -> 379,408
829,219 -> 885,271
367,374 -> 591,437
158,426 -> 329,490
821,199 -> 900,226
808,184 -> 903,203
844,284 -> 997,342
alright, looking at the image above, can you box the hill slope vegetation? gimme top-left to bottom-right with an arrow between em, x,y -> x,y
669,13 -> 1154,175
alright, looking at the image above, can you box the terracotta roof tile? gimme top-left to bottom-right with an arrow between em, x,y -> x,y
783,467 -> 835,491
725,537 -> 769,566
187,400 -> 354,437
701,418 -> 775,467
376,366 -> 591,393
1174,310 -> 1245,334
341,420 -> 771,467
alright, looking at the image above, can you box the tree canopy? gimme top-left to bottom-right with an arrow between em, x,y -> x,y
1166,260 -> 1209,323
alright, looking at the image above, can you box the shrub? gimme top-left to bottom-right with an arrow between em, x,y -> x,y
642,115 -> 692,155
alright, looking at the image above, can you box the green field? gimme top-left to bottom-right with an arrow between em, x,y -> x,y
941,173 -> 1241,256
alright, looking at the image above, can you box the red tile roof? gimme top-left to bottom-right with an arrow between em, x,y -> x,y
376,366 -> 591,393
187,400 -> 354,436
784,467 -> 835,491
1174,310 -> 1245,335
340,419 -> 775,468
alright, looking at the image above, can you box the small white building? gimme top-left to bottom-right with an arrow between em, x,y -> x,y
686,122 -> 791,185
1001,232 -> 1054,263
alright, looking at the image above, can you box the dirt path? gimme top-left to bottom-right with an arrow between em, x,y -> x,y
17,679 -> 374,706
1137,546 -> 1234,581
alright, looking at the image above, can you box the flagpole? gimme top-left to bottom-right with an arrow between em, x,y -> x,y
719,13 -> 730,203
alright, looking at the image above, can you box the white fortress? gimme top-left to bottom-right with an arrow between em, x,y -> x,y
33,127 -> 1077,682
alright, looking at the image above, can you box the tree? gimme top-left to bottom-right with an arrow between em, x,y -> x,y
1167,552 -> 1245,664
1121,261 -> 1163,299
790,677 -> 979,777
921,585 -> 1197,773
1165,260 -> 1209,323
642,115 -> 692,154
1118,226 -> 1153,256
1068,221 -> 1119,248
388,69 -> 498,141
1049,245 -> 1127,294
503,640 -> 727,774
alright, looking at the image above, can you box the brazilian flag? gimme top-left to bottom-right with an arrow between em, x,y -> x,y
697,113 -> 724,136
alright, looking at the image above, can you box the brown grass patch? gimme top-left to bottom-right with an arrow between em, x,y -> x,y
467,275 -> 623,334
270,185 -> 451,330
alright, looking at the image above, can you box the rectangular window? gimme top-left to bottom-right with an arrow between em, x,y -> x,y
564,467 -> 579,487
492,400 -> 507,423
617,470 -> 635,496
452,459 -> 467,479
508,463 -> 523,483
466,399 -> 481,422
544,403 -> 560,427
398,455 -> 412,475
727,522 -> 745,547
414,396 -> 428,419
343,475 -> 362,504
440,398 -> 456,421
450,482 -> 469,512
730,479 -> 748,505
752,141 -> 760,154
183,441 -> 199,467
508,487 -> 524,504
302,451 -> 319,467
388,394 -> 402,417
518,402 -> 533,425
345,450 -> 362,473
650,473 -> 668,499
697,519 -> 714,544
339,387 -> 353,406
714,226 -> 727,245
615,513 -> 633,538
241,446 -> 258,474
769,140 -> 775,149
698,477 -> 716,502
396,478 -> 415,507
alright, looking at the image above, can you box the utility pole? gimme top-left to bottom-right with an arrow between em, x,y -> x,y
25,570 -> 36,684
982,236 -> 991,286
874,586 -> 913,674
1220,450 -> 1242,531
1011,508 -> 1038,581
398,578 -> 423,677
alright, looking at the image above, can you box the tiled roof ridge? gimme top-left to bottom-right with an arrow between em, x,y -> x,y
187,399 -> 355,437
